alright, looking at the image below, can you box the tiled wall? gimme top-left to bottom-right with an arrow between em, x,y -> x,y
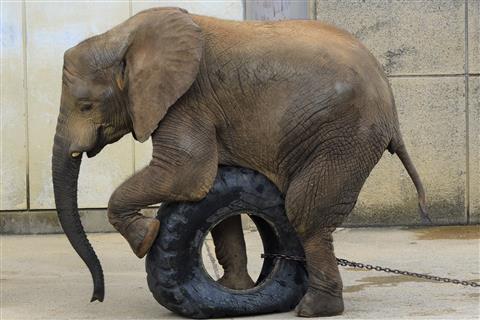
1,3 -> 27,211
316,0 -> 479,225
0,1 -> 244,232
1,0 -> 478,233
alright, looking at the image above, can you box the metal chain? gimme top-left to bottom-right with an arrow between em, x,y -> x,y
261,253 -> 307,262
261,253 -> 480,288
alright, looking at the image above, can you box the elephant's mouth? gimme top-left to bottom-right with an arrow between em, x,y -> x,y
84,125 -> 106,158
86,143 -> 105,158
85,124 -> 124,158
86,133 -> 108,157
73,124 -> 125,159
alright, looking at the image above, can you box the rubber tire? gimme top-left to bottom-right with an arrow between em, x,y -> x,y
146,166 -> 308,318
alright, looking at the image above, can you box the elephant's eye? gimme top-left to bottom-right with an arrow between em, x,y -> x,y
79,102 -> 93,113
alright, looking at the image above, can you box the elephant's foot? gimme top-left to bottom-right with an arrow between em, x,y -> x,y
120,216 -> 160,258
295,287 -> 344,317
217,271 -> 255,290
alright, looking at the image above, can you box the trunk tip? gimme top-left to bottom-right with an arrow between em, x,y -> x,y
418,202 -> 432,225
90,288 -> 105,303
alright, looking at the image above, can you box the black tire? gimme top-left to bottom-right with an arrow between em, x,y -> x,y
146,166 -> 308,318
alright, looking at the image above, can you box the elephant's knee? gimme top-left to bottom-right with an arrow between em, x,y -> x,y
107,189 -> 126,227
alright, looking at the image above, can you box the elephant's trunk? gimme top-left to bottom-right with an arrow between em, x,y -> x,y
52,116 -> 104,302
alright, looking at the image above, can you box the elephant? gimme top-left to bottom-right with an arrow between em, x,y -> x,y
52,7 -> 429,317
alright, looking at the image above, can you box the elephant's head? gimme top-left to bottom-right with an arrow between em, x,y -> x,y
52,7 -> 203,302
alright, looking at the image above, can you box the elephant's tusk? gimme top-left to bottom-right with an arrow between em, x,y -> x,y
71,152 -> 82,158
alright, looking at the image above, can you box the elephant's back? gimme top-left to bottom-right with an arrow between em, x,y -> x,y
193,15 -> 390,102
193,16 -> 372,66
191,14 -> 357,44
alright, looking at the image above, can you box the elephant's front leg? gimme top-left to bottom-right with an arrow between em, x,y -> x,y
211,216 -> 255,289
108,161 -> 215,258
107,165 -> 163,258
108,124 -> 218,258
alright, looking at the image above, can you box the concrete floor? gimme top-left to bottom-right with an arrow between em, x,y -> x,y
1,226 -> 479,319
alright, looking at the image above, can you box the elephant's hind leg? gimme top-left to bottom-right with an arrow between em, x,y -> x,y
211,215 -> 255,289
285,161 -> 364,317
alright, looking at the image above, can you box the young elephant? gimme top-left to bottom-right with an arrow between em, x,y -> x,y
52,7 -> 428,317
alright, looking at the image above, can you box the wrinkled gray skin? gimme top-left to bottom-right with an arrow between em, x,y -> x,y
52,8 -> 428,317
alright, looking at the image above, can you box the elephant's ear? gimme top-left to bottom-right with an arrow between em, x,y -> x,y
125,8 -> 203,142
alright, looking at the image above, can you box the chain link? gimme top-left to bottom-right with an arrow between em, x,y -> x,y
261,253 -> 307,262
261,253 -> 480,288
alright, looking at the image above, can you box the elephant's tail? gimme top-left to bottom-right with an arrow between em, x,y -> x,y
388,137 -> 431,224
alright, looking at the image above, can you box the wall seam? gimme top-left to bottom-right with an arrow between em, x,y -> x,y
0,3 -> 4,210
0,1 -> 3,315
0,205 -> 161,213
388,73 -> 466,78
242,0 -> 246,20
0,3 -> 3,210
464,0 -> 470,224
22,0 -> 30,211
309,0 -> 317,19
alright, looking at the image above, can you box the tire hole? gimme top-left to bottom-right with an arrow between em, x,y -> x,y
201,214 -> 263,290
